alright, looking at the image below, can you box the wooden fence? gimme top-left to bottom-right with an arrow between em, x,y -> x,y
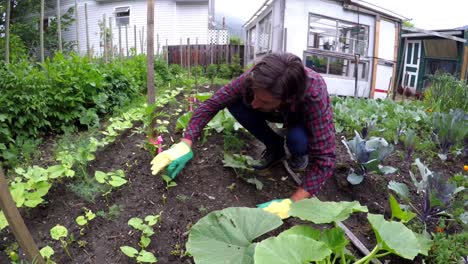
167,44 -> 245,68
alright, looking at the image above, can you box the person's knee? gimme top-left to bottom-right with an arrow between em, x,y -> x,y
286,126 -> 308,155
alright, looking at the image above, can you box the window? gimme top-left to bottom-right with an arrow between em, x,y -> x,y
247,26 -> 256,60
305,54 -> 368,80
257,12 -> 272,53
308,14 -> 369,56
115,6 -> 130,27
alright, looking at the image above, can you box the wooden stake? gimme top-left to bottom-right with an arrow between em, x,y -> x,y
57,0 -> 62,53
85,3 -> 90,57
0,169 -> 44,264
103,14 -> 107,62
109,19 -> 113,59
147,0 -> 155,104
5,0 -> 11,64
134,25 -> 137,55
187,38 -> 191,79
118,25 -> 122,61
40,0 -> 45,62
74,0 -> 80,54
125,25 -> 129,57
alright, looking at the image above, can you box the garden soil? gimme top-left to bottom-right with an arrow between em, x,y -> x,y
0,87 -> 463,264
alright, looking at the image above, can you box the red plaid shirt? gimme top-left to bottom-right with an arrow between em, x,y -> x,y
184,67 -> 336,196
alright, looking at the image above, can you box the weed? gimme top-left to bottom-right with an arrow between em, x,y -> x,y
176,194 -> 190,202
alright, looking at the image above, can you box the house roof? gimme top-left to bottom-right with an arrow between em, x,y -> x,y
243,0 -> 407,28
401,26 -> 466,43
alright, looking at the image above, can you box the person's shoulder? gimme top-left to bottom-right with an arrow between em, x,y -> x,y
303,67 -> 327,98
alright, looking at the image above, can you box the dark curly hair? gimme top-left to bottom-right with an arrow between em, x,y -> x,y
243,53 -> 306,104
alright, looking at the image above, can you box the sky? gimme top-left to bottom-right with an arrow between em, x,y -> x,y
216,0 -> 468,31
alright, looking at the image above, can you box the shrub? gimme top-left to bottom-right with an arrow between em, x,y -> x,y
424,73 -> 468,112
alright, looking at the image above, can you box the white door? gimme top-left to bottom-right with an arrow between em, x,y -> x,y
401,40 -> 421,90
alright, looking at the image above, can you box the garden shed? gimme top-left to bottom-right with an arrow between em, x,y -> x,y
397,25 -> 468,95
243,0 -> 407,99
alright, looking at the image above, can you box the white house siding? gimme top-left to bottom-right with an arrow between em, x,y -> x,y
283,0 -> 376,97
49,0 -> 208,56
175,2 -> 208,45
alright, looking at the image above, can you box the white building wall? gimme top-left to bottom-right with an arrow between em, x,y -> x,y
48,0 -> 207,56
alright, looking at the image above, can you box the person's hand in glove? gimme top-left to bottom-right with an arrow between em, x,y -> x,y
257,198 -> 292,219
150,140 -> 193,179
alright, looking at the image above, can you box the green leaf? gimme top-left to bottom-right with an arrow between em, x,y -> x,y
388,194 -> 416,223
145,214 -> 161,226
388,181 -> 410,201
347,172 -> 364,185
40,246 -> 55,259
367,214 -> 431,260
290,198 -> 368,224
278,225 -> 321,240
128,217 -> 144,230
320,227 -> 349,253
136,249 -> 157,263
47,165 -> 67,179
414,232 -> 432,256
85,210 -> 96,221
176,112 -> 193,132
109,176 -> 127,187
186,207 -> 283,264
379,165 -> 397,175
95,171 -> 107,184
194,92 -> 213,102
140,236 -> 151,248
50,225 -> 68,240
0,211 -> 8,230
76,216 -> 87,226
254,234 -> 331,264
120,246 -> 138,257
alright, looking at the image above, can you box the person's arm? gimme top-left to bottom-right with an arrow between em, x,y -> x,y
293,71 -> 336,201
183,72 -> 249,143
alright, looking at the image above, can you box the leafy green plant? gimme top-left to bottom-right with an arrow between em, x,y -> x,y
120,214 -> 162,263
222,153 -> 263,190
388,159 -> 462,229
161,175 -> 177,190
186,198 -> 431,264
205,64 -> 218,86
427,223 -> 468,263
218,63 -> 232,79
95,170 -> 127,195
39,246 -> 56,264
424,73 -> 468,112
75,208 -> 96,235
341,131 -> 396,184
430,109 -> 467,160
50,225 -> 72,259
10,166 -> 51,208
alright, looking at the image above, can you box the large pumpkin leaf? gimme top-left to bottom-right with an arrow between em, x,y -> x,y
278,225 -> 321,240
367,214 -> 432,260
254,234 -> 331,264
290,198 -> 368,224
186,207 -> 282,264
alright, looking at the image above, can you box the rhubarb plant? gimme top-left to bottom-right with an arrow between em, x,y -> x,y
187,198 -> 431,264
341,131 -> 396,184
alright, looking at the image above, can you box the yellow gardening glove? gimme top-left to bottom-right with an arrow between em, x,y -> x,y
150,142 -> 193,179
257,199 -> 292,219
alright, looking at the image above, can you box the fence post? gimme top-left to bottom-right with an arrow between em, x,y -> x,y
57,0 -> 62,53
118,25 -> 122,61
180,38 -> 183,67
109,19 -> 113,59
125,25 -> 129,57
103,14 -> 107,62
40,0 -> 45,63
187,38 -> 191,79
165,39 -> 169,65
85,3 -> 90,57
74,0 -> 80,54
141,26 -> 145,54
147,0 -> 155,104
134,25 -> 137,55
157,34 -> 160,56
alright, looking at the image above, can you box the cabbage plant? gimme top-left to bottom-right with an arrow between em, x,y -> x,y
341,131 -> 396,184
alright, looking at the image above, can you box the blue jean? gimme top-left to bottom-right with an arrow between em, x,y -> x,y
227,99 -> 308,156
